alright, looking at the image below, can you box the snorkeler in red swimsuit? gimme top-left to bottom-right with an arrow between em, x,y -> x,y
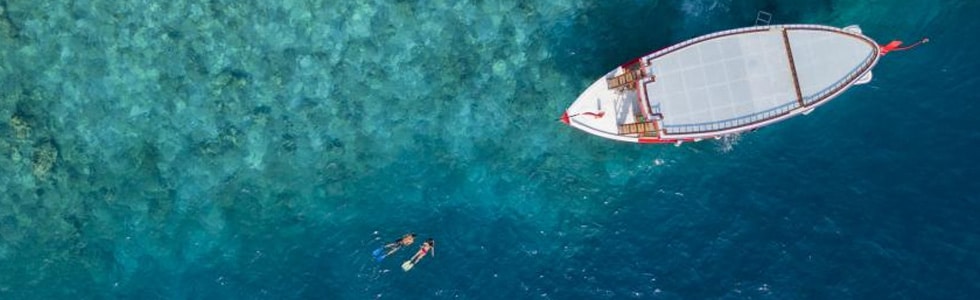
409,238 -> 435,265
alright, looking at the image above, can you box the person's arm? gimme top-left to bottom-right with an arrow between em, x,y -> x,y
384,243 -> 401,255
384,238 -> 403,249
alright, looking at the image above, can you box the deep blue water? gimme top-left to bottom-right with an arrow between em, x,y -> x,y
1,0 -> 979,299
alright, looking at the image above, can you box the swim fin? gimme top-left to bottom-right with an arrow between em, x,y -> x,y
372,247 -> 386,262
401,260 -> 414,271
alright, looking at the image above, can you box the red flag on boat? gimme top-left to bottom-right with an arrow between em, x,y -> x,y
880,38 -> 929,55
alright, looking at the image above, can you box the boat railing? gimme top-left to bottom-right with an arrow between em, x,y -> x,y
647,24 -> 843,61
663,101 -> 798,135
802,50 -> 877,106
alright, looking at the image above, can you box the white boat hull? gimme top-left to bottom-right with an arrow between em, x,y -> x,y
562,24 -> 881,144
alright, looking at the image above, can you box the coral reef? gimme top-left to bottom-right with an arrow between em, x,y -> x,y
8,114 -> 29,140
31,140 -> 57,180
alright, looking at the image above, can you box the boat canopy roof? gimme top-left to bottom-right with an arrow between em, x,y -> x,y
643,25 -> 877,135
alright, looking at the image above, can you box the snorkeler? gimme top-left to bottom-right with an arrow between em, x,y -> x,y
387,233 -> 416,254
373,233 -> 416,262
401,238 -> 434,271
410,238 -> 434,264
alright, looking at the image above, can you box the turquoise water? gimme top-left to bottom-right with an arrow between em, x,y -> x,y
1,0 -> 979,298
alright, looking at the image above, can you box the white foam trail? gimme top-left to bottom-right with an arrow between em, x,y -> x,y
715,134 -> 741,153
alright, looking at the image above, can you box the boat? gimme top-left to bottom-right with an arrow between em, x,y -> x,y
560,24 -> 920,145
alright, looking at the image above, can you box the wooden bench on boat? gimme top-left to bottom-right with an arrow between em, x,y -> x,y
617,121 -> 659,136
606,68 -> 645,90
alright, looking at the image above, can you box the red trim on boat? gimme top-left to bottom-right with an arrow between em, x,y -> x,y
639,137 -> 670,144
